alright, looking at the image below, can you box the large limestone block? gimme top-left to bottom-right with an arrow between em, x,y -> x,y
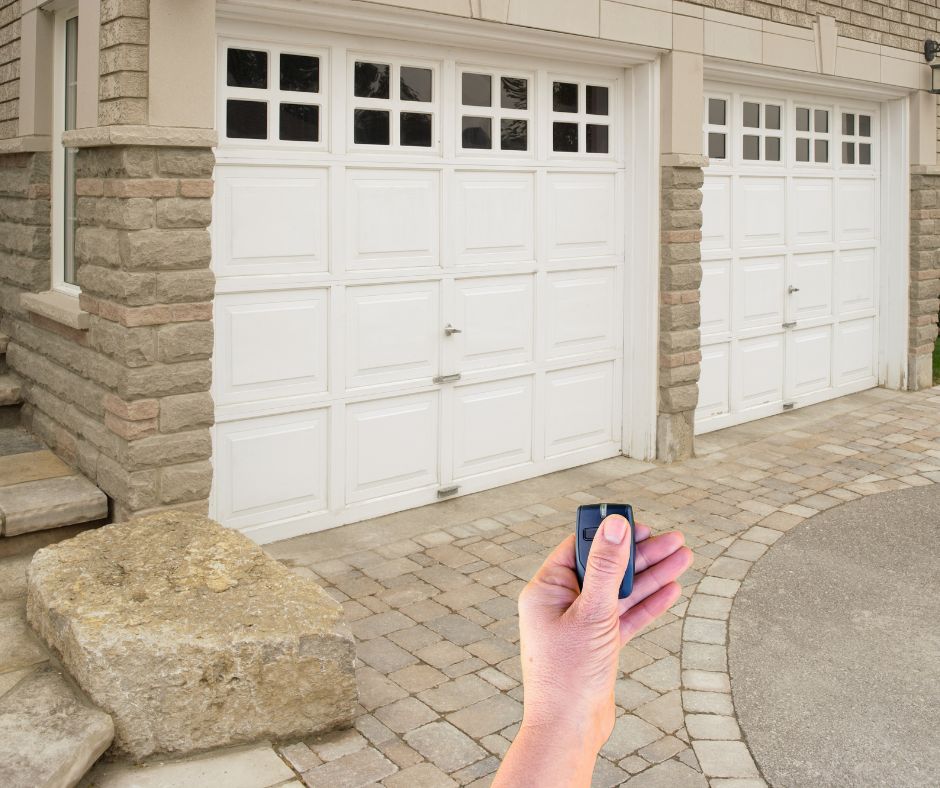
26,512 -> 357,761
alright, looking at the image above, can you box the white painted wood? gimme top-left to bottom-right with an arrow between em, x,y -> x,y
698,84 -> 884,434
211,20 -> 633,541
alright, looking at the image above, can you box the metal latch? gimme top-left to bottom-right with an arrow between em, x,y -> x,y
783,402 -> 795,411
437,486 -> 460,498
444,324 -> 462,336
782,321 -> 796,328
788,286 -> 800,294
433,373 -> 462,384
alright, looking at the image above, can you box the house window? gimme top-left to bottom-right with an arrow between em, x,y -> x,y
458,68 -> 532,153
222,45 -> 325,146
550,78 -> 612,155
52,10 -> 79,293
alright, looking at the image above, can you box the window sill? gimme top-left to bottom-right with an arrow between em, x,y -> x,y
21,291 -> 90,331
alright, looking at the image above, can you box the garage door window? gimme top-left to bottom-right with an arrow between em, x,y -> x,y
841,113 -> 872,166
551,79 -> 611,155
704,96 -> 729,161
741,100 -> 782,162
459,68 -> 532,152
794,106 -> 831,164
352,58 -> 436,149
224,46 -> 324,145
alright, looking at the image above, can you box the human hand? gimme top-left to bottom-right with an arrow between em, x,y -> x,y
493,515 -> 692,787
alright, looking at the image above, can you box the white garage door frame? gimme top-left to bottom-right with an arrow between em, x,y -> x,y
211,2 -> 662,543
696,60 -> 910,435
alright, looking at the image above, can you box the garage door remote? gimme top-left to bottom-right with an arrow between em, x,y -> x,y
575,503 -> 636,599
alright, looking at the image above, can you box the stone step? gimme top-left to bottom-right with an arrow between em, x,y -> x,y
0,373 -> 22,407
0,475 -> 108,538
0,665 -> 113,788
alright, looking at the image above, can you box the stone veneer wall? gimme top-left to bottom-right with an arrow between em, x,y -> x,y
100,0 -> 150,126
0,0 -> 18,140
658,160 -> 706,461
909,167 -> 940,389
0,145 -> 216,521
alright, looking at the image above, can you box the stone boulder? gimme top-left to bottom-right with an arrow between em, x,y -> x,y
26,512 -> 357,761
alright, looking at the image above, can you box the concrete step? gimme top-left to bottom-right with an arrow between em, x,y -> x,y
0,475 -> 108,538
0,665 -> 113,788
0,373 -> 22,407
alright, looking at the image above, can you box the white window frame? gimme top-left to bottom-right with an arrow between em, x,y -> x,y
51,6 -> 80,297
455,64 -> 536,157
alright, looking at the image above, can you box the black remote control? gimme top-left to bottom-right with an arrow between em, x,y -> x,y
575,503 -> 636,599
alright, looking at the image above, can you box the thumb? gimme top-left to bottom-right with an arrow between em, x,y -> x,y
578,515 -> 631,617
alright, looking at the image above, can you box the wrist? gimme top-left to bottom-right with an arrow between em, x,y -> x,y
519,707 -> 609,757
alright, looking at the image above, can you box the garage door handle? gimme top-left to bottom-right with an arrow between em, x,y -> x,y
444,323 -> 462,336
782,321 -> 797,328
433,373 -> 462,384
788,286 -> 800,294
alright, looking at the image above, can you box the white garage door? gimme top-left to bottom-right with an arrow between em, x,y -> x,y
211,26 -> 628,541
697,84 -> 880,434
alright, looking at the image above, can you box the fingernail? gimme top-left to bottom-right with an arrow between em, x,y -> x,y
603,516 -> 628,544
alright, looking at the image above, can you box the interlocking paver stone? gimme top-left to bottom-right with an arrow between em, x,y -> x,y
626,758 -> 709,787
685,713 -> 742,740
693,740 -> 760,778
301,746 -> 397,787
631,656 -> 680,692
383,761 -> 457,788
418,674 -> 498,713
374,697 -> 438,734
600,714 -> 662,759
404,721 -> 487,772
447,694 -> 523,738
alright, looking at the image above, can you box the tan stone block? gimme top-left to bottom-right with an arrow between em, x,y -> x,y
121,429 -> 212,471
160,461 -> 212,504
159,392 -> 214,433
155,270 -> 215,304
103,393 -> 159,421
121,228 -> 211,270
156,321 -> 213,363
98,97 -> 148,126
155,197 -> 212,229
99,71 -> 149,101
156,150 -> 215,178
96,454 -> 160,511
78,197 -> 153,230
659,383 -> 699,413
90,319 -> 156,367
105,411 -> 158,441
121,360 -> 211,399
100,17 -> 149,48
103,179 -> 178,199
178,179 -> 213,198
99,43 -> 149,75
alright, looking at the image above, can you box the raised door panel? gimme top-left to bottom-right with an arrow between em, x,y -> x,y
736,334 -> 784,411
838,179 -> 876,242
346,169 -> 440,270
791,178 -> 833,246
215,290 -> 328,405
544,362 -> 614,457
697,343 -> 731,420
835,317 -> 876,384
346,281 -> 439,389
789,253 -> 833,322
546,173 -> 617,260
216,168 -> 329,277
452,376 -> 534,480
837,249 -> 875,315
737,178 -> 786,248
786,325 -> 832,397
545,268 -> 616,359
701,176 -> 732,252
345,392 -> 439,503
215,409 -> 328,529
736,256 -> 785,331
453,275 -> 534,372
700,260 -> 732,337
454,171 -> 535,265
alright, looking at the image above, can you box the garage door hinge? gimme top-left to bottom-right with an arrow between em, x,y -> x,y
783,402 -> 795,411
437,485 -> 460,498
433,373 -> 462,384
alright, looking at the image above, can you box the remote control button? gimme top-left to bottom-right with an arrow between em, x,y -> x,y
583,527 -> 598,541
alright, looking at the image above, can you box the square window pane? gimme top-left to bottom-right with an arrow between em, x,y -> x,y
586,124 -> 609,153
354,62 -> 389,99
708,98 -> 727,126
708,132 -> 726,159
462,73 -> 492,107
226,99 -> 267,139
280,54 -> 318,93
586,85 -> 609,115
279,103 -> 318,142
859,115 -> 871,137
842,113 -> 855,136
859,143 -> 871,165
501,77 -> 528,110
843,142 -> 855,164
796,107 -> 810,132
501,119 -> 527,151
743,135 -> 760,160
765,136 -> 781,161
553,122 -> 578,152
401,66 -> 432,102
814,109 -> 829,133
401,112 -> 432,146
553,82 -> 578,113
796,137 -> 810,162
227,49 -> 267,89
814,139 -> 828,163
462,116 -> 492,149
743,102 -> 760,128
765,105 -> 781,130
354,109 -> 390,144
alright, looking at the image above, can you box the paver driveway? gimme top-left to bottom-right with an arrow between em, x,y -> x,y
79,385 -> 940,787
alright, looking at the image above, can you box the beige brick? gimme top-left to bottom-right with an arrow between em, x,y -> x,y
156,321 -> 213,363
155,198 -> 212,229
103,393 -> 159,421
159,392 -> 214,433
160,460 -> 212,504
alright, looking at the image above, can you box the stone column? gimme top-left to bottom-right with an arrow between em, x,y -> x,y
909,165 -> 940,390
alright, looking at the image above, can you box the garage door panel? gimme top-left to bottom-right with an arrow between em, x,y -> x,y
545,268 -> 616,358
546,173 -> 617,259
835,317 -> 876,384
736,335 -> 784,411
346,281 -> 439,389
697,343 -> 731,420
453,376 -> 533,479
701,260 -> 731,336
786,325 -> 832,397
216,409 -> 329,528
219,169 -> 329,276
455,171 -> 535,265
837,249 -> 875,315
701,177 -> 732,252
346,169 -> 440,269
346,392 -> 439,503
791,178 -> 833,245
737,178 -> 786,248
545,362 -> 614,457
453,275 -> 534,371
736,256 -> 785,330
789,253 -> 833,322
838,179 -> 876,242
215,290 -> 329,405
